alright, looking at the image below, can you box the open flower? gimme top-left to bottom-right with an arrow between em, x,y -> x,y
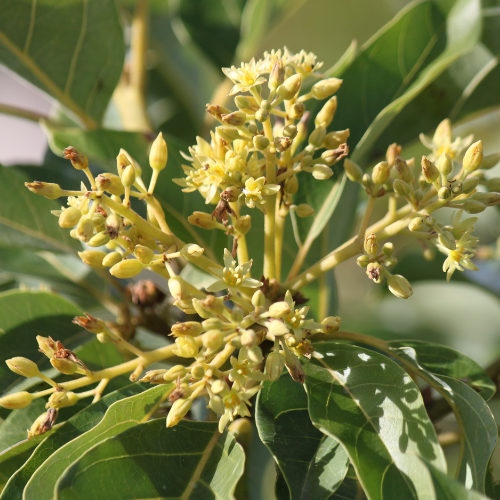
420,118 -> 473,161
207,249 -> 262,294
288,49 -> 323,77
218,385 -> 262,432
241,177 -> 280,209
222,58 -> 267,95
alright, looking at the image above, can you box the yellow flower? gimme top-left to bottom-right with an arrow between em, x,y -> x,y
420,119 -> 473,161
242,177 -> 280,209
217,385 -> 262,432
288,49 -> 323,77
207,249 -> 262,295
222,58 -> 267,95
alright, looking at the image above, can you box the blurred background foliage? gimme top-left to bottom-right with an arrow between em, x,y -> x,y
0,0 -> 500,498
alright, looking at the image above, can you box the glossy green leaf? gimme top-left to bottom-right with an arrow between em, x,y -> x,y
303,342 -> 446,500
389,344 -> 497,493
0,290 -> 87,396
0,382 -> 149,500
0,0 -> 124,127
24,384 -> 173,500
389,341 -> 496,401
425,461 -> 489,500
256,374 -> 349,500
55,419 -> 245,500
0,166 -> 80,253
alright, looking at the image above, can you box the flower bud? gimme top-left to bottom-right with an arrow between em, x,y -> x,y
480,153 -> 500,170
203,330 -> 225,351
166,398 -> 192,427
424,216 -> 435,226
78,250 -> 106,268
222,111 -> 246,127
249,291 -> 264,310
289,102 -> 305,120
451,182 -> 463,196
311,78 -> 343,100
274,137 -> 292,153
278,73 -> 302,100
110,259 -> 144,279
255,109 -> 268,122
268,320 -> 289,337
120,164 -> 136,188
96,173 -> 125,196
463,200 -> 486,214
0,391 -> 34,409
253,135 -> 270,150
283,349 -> 305,383
73,313 -> 106,334
344,159 -> 363,183
421,156 -> 440,184
25,182 -> 62,199
387,274 -> 413,299
100,252 -> 121,268
471,192 -> 500,206
85,231 -> 109,248
207,104 -> 232,121
133,245 -> 154,265
315,96 -> 337,127
209,394 -> 224,414
437,153 -> 452,176
234,215 -> 251,235
321,316 -> 342,333
173,336 -> 199,358
438,231 -> 456,250
180,244 -> 205,261
462,176 -> 480,194
171,321 -> 203,338
281,125 -> 297,140
291,204 -> 315,217
188,211 -> 219,230
408,217 -> 424,232
211,379 -> 228,395
357,255 -> 370,268
47,389 -> 69,409
104,214 -> 122,239
191,363 -> 206,380
51,358 -> 78,375
216,126 -> 240,142
63,147 -> 88,170
393,179 -> 411,197
382,242 -> 394,256
284,176 -> 299,195
265,351 -> 285,381
395,157 -> 414,183
301,155 -> 313,167
37,336 -> 58,358
372,161 -> 390,185
6,357 -> 41,378
364,233 -> 379,256
323,129 -> 350,150
268,301 -> 290,318
75,217 -> 94,242
361,174 -> 372,189
309,126 -> 326,148
438,186 -> 452,200
163,365 -> 188,382
149,132 -> 168,171
311,163 -> 333,180
463,141 -> 483,172
269,60 -> 285,92
235,96 -> 249,109
140,369 -> 169,384
59,207 -> 82,228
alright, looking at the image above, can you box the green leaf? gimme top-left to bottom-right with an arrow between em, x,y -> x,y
389,344 -> 497,493
55,419 -> 245,500
303,342 -> 446,500
23,384 -> 173,500
256,374 -> 349,500
425,460 -> 490,500
0,382 -> 149,500
0,166 -> 81,253
0,0 -> 124,127
388,340 -> 496,401
0,290 -> 87,396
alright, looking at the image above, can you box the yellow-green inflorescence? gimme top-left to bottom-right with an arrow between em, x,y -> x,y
10,47 -> 500,435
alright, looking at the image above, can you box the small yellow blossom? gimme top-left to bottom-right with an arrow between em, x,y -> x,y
241,177 -> 280,209
420,118 -> 473,161
222,58 -> 267,95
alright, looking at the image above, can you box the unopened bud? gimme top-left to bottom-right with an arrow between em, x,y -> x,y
240,329 -> 257,347
171,321 -> 203,337
312,78 -> 342,100
47,389 -> 69,409
207,104 -> 232,121
0,391 -> 34,409
463,141 -> 483,172
386,143 -> 401,168
37,336 -> 58,358
96,173 -> 124,195
284,176 -> 298,195
481,153 -> 500,170
78,250 -> 106,268
235,96 -> 249,109
255,109 -> 269,122
63,147 -> 88,170
344,159 -> 363,183
421,156 -> 440,184
191,363 -> 206,380
110,259 -> 144,279
438,231 -> 456,250
166,398 -> 192,427
372,161 -> 390,185
120,164 -> 136,188
134,245 -> 154,264
451,182 -> 463,195
140,369 -> 169,384
323,129 -> 350,150
173,336 -> 199,358
357,255 -> 370,268
51,357 -> 78,375
149,132 -> 168,171
361,174 -> 372,189
471,192 -> 500,206
438,186 -> 451,200
25,182 -> 62,199
252,290 -> 265,308
253,135 -> 270,150
217,126 -> 240,142
408,217 -> 424,232
487,178 -> 500,192
312,165 -> 333,180
104,214 -> 122,239
424,216 -> 435,226
463,200 -> 486,214
393,179 -> 411,197
437,153 -> 452,176
462,176 -> 480,194
268,301 -> 290,318
163,365 -> 187,382
188,211 -> 218,230
364,233 -> 379,256
211,379 -> 228,395
289,102 -> 305,120
283,125 -> 297,139
315,96 -> 337,127
278,73 -> 302,100
102,252 -> 121,267
283,349 -> 305,383
269,60 -> 285,92
265,351 -> 285,381
292,204 -> 315,217
6,357 -> 41,378
180,244 -> 204,261
395,157 -> 414,183
387,274 -> 413,299
274,137 -> 292,153
309,126 -> 326,148
222,111 -> 246,127
73,313 -> 106,334
268,320 -> 289,337
75,217 -> 94,242
59,207 -> 82,228
234,215 -> 251,235
321,316 -> 341,333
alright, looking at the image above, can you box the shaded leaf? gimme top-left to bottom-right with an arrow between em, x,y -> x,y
23,384 -> 173,500
0,166 -> 80,253
389,344 -> 497,493
0,0 -> 124,127
256,374 -> 349,500
0,382 -> 149,500
55,419 -> 245,500
303,342 -> 446,500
